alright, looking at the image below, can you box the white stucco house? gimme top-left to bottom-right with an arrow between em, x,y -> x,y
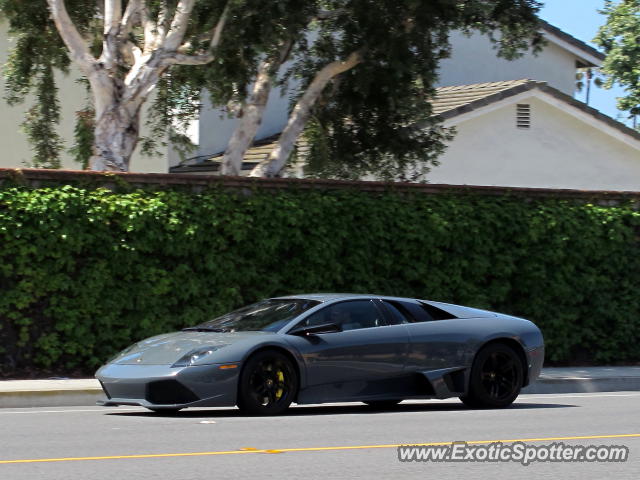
427,79 -> 640,190
2,19 -> 639,191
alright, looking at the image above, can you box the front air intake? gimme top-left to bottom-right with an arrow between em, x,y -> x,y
146,380 -> 199,405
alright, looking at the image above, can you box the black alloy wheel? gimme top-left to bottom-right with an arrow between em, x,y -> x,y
460,343 -> 523,408
237,350 -> 298,415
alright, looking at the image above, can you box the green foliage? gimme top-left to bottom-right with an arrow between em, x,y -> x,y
1,0 -> 91,167
21,65 -> 64,169
594,0 -> 640,122
0,182 -> 638,374
70,107 -> 95,169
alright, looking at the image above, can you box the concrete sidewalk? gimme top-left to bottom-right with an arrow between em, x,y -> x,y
521,366 -> 640,394
1,367 -> 639,408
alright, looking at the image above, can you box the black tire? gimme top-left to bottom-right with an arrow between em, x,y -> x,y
460,343 -> 523,409
363,400 -> 403,408
237,350 -> 298,415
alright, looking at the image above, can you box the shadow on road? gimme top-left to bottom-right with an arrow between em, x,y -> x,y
107,401 -> 577,418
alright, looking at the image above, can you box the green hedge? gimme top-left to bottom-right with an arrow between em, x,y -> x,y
1,183 -> 639,373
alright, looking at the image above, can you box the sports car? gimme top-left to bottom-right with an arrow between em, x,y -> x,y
96,293 -> 544,415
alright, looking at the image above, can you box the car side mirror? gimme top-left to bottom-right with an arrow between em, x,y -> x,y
289,323 -> 342,336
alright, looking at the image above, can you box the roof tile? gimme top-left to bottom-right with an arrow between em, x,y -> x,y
431,79 -> 534,115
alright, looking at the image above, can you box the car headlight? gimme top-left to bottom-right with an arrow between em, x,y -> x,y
172,346 -> 221,367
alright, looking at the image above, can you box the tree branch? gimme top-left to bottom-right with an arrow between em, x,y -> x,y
103,0 -> 122,35
117,1 -> 145,66
101,0 -> 122,70
221,39 -> 294,175
120,0 -> 143,37
167,3 -> 230,65
156,1 -> 171,38
46,0 -> 97,75
141,2 -> 157,53
120,40 -> 143,66
250,50 -> 364,177
163,0 -> 197,51
208,2 -> 229,50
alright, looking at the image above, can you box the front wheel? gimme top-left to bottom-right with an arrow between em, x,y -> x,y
460,343 -> 523,409
237,350 -> 298,415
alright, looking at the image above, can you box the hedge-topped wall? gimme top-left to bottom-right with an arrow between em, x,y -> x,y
1,174 -> 639,373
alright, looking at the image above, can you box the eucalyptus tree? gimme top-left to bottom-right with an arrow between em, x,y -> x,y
1,0 -> 543,176
234,0 -> 544,179
1,0 -> 310,170
594,0 -> 640,127
167,0 -> 545,179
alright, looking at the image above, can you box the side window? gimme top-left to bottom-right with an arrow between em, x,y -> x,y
381,301 -> 412,325
391,300 -> 434,323
419,302 -> 457,320
297,300 -> 385,331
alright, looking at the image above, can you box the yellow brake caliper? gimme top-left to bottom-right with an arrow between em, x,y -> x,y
275,370 -> 284,400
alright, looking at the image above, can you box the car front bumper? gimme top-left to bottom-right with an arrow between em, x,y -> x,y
525,345 -> 545,386
95,362 -> 240,409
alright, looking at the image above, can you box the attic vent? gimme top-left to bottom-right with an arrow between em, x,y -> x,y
516,104 -> 531,129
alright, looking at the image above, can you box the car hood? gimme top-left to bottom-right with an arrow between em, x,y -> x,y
111,330 -> 272,365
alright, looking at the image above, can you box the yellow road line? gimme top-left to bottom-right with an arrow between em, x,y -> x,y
1,434 -> 638,465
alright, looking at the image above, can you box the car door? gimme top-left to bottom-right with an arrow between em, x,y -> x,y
284,299 -> 410,402
383,299 -> 475,371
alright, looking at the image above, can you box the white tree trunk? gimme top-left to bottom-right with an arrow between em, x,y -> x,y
220,61 -> 275,175
91,103 -> 142,171
249,51 -> 362,177
220,41 -> 292,176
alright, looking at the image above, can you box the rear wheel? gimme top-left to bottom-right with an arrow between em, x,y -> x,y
237,350 -> 298,415
460,343 -> 523,409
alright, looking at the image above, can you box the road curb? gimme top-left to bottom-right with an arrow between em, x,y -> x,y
0,389 -> 105,408
0,379 -> 105,408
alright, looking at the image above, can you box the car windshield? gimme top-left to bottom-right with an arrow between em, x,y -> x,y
184,299 -> 320,333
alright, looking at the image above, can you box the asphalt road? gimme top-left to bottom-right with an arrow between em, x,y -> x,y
1,392 -> 638,479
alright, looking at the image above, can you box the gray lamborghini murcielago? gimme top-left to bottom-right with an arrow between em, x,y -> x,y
96,294 -> 544,415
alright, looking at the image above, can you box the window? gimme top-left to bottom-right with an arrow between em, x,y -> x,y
382,301 -> 414,325
384,300 -> 435,323
419,302 -> 456,320
296,300 -> 385,332
185,299 -> 319,333
516,104 -> 531,129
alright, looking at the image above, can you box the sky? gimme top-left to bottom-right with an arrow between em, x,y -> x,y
538,0 -> 632,125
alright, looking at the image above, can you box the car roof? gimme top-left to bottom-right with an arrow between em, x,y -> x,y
272,293 -> 421,303
271,293 -> 499,318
